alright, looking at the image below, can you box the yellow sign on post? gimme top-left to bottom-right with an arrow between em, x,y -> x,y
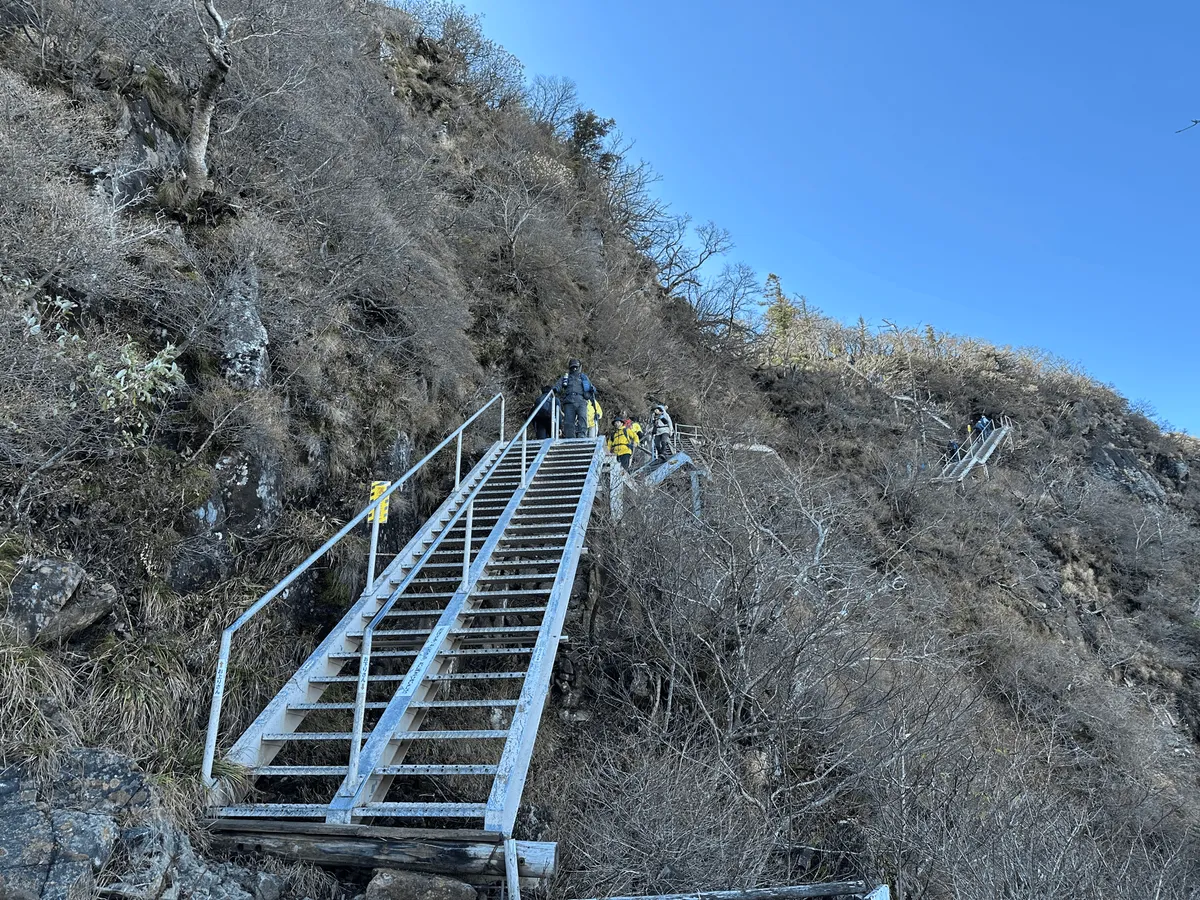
368,481 -> 391,524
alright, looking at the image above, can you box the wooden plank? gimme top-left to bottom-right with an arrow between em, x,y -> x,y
568,883 -> 870,900
203,819 -> 555,879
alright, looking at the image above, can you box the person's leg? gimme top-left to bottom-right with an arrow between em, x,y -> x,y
563,402 -> 582,438
619,453 -> 632,471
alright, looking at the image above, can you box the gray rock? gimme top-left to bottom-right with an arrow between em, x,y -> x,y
166,532 -> 234,594
36,579 -> 120,644
100,821 -> 177,899
387,432 -> 414,479
220,264 -> 270,389
1,750 -> 308,900
110,95 -> 185,208
5,559 -> 86,643
0,772 -> 53,900
1089,444 -> 1167,503
1155,454 -> 1189,491
215,449 -> 282,537
365,869 -> 477,900
42,810 -> 119,900
53,748 -> 152,816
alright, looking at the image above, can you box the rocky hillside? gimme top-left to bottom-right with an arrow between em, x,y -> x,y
2,1 -> 1200,898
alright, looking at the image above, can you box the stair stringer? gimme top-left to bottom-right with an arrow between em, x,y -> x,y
484,438 -> 606,834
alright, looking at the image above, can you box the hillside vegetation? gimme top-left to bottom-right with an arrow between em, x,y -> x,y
2,1 -> 1200,898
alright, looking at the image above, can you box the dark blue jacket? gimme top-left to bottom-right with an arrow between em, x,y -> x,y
556,371 -> 595,403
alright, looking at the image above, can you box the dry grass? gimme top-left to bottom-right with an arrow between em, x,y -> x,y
0,622 -> 86,772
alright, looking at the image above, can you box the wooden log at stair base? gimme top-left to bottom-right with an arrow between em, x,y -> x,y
203,820 -> 556,881
569,883 -> 870,900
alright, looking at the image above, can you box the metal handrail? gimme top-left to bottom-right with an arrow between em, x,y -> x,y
202,393 -> 506,787
343,391 -> 557,789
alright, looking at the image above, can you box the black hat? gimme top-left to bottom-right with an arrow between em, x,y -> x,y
568,358 -> 581,370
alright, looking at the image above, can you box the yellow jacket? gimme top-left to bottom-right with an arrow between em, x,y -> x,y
607,425 -> 633,457
586,398 -> 603,428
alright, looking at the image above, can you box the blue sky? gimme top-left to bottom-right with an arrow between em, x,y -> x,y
458,0 -> 1200,434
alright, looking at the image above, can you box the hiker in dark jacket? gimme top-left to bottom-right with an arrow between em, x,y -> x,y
532,386 -> 554,439
555,358 -> 596,439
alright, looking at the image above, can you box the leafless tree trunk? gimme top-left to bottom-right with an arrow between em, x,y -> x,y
184,0 -> 232,207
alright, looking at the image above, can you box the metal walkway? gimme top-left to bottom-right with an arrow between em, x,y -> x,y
933,419 -> 1012,483
202,393 -> 604,844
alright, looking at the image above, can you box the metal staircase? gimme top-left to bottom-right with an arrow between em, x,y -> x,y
934,417 -> 1013,483
202,393 -> 604,840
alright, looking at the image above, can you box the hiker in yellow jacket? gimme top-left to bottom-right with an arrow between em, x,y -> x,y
586,397 -> 603,438
606,417 -> 634,471
623,417 -> 645,463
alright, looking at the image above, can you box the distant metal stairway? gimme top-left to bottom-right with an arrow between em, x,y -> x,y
933,417 -> 1013,483
202,393 -> 604,843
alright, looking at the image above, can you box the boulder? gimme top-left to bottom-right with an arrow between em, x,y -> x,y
51,748 -> 153,815
1154,454 -> 1189,491
0,768 -> 54,899
5,560 -> 119,644
365,869 -> 477,900
215,450 -> 282,537
219,265 -> 270,390
0,749 -> 293,900
42,810 -> 119,900
166,532 -> 233,594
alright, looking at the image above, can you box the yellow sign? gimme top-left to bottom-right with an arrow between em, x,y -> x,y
368,481 -> 391,524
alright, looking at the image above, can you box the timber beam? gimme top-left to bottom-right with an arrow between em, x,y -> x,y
203,819 -> 556,881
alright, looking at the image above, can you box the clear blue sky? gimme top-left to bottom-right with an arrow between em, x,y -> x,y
459,0 -> 1200,434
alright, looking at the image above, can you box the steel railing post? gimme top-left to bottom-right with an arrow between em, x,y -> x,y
520,426 -> 528,488
462,500 -> 474,590
455,432 -> 463,489
500,396 -> 506,442
201,630 -> 233,787
344,627 -> 372,791
550,395 -> 557,444
366,511 -> 382,589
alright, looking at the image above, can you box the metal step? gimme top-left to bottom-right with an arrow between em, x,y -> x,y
362,605 -> 546,620
392,729 -> 509,740
425,670 -> 527,681
255,766 -> 349,776
329,646 -> 532,662
375,764 -> 499,775
355,802 -> 485,818
410,699 -> 519,708
218,804 -> 334,817
447,626 -> 542,636
263,732 -> 362,741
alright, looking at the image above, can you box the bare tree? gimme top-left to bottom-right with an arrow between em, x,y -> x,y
525,73 -> 578,136
183,0 -> 232,206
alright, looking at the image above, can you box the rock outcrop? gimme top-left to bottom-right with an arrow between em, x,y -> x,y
0,749 -> 285,900
6,560 -> 119,644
